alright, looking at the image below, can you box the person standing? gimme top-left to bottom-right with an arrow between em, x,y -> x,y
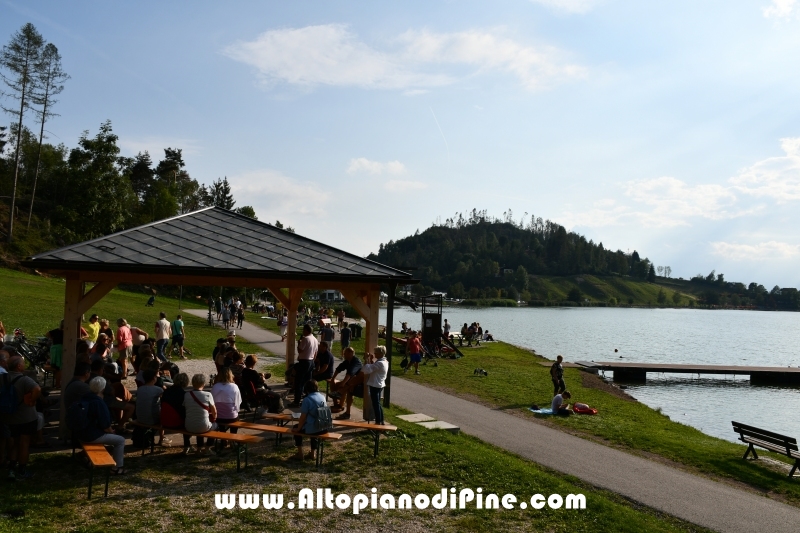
289,324 -> 318,407
550,355 -> 566,396
115,319 -> 133,376
443,319 -> 451,340
236,306 -> 244,329
404,330 -> 422,375
336,308 -> 345,331
279,310 -> 289,341
215,297 -> 223,321
1,356 -> 41,480
172,314 -> 186,360
363,346 -> 389,425
46,321 -> 64,388
155,312 -> 172,362
339,322 -> 351,356
221,306 -> 231,330
85,314 -> 101,349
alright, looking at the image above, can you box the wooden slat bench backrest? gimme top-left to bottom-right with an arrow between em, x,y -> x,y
732,421 -> 798,453
228,421 -> 342,440
81,444 -> 117,467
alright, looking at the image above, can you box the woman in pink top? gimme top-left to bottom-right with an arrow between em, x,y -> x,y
115,318 -> 133,376
210,368 -> 242,441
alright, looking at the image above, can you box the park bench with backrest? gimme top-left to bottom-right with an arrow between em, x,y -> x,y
732,421 -> 800,477
129,420 -> 263,471
227,420 -> 341,467
257,412 -> 397,456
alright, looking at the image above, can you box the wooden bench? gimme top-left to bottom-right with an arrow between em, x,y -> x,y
80,443 -> 117,499
129,421 -> 263,472
227,420 -> 341,467
257,413 -> 397,456
732,421 -> 800,477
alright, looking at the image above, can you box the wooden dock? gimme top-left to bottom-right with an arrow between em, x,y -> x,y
573,361 -> 800,385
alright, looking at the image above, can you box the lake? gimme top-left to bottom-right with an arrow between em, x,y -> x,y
379,306 -> 800,442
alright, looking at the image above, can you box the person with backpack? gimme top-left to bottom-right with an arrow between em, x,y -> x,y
78,377 -> 127,474
1,356 -> 41,480
290,380 -> 331,461
550,355 -> 566,396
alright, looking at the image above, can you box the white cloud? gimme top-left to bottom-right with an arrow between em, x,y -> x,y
563,177 -> 754,229
225,170 -> 329,218
763,0 -> 797,19
223,24 -> 585,92
624,176 -> 743,226
384,180 -> 428,192
710,241 -> 800,261
529,0 -> 601,14
347,158 -> 407,175
118,137 -> 201,158
731,137 -> 800,202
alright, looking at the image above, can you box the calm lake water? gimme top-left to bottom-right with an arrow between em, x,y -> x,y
379,306 -> 800,442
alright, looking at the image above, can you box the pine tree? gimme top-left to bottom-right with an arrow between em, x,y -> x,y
0,23 -> 44,242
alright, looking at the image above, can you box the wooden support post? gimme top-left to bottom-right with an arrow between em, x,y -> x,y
59,279 -> 117,438
362,288 -> 380,422
59,278 -> 82,438
384,283 -> 396,407
285,288 -> 303,368
341,289 -> 370,320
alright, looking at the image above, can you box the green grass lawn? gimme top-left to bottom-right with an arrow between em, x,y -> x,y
0,404 -> 706,533
0,268 -> 262,359
386,340 -> 800,505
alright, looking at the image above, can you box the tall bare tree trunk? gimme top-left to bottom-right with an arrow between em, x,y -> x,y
8,78 -> 28,243
28,83 -> 49,229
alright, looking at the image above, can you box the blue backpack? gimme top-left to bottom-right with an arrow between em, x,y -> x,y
0,375 -> 23,415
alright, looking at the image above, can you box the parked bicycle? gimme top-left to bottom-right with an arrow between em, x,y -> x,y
7,329 -> 50,373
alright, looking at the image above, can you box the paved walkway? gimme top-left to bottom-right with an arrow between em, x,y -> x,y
185,309 -> 800,533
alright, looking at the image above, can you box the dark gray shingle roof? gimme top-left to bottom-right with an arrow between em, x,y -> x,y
26,207 -> 413,283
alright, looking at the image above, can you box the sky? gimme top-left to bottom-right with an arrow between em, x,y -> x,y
2,0 -> 800,287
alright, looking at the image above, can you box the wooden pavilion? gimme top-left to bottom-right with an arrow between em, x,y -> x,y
23,207 -> 415,433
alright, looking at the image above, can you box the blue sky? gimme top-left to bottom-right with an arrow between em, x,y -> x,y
3,0 -> 800,287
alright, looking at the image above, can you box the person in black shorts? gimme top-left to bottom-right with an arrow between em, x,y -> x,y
550,355 -> 566,396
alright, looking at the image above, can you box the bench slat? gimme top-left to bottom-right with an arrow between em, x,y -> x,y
229,421 -> 342,440
81,444 -> 117,467
732,421 -> 798,448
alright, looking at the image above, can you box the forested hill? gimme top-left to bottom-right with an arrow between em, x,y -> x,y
368,210 -> 657,300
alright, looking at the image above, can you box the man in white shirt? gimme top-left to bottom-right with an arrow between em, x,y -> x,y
154,312 -> 172,362
290,324 -> 319,407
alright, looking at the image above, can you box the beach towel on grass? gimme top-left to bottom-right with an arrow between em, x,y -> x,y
529,408 -> 554,415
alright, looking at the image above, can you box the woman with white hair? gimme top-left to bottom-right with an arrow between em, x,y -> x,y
183,373 -> 218,454
82,376 -> 127,474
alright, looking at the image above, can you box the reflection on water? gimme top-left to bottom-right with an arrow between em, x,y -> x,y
379,306 -> 800,442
